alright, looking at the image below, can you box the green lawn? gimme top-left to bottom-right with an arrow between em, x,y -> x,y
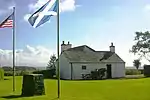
0,76 -> 150,100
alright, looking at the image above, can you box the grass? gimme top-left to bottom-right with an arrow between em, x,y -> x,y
0,76 -> 150,100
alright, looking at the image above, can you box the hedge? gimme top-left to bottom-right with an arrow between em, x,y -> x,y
32,69 -> 55,78
125,69 -> 141,75
0,68 -> 4,80
4,71 -> 31,76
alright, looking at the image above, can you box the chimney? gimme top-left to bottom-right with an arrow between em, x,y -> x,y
61,41 -> 72,52
62,41 -> 65,44
109,42 -> 115,52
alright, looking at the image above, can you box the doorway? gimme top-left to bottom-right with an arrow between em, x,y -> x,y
106,64 -> 112,79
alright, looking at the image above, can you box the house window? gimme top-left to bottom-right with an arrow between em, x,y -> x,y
82,66 -> 86,70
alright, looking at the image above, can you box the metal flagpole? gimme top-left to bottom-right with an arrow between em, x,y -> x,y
57,0 -> 60,98
12,6 -> 16,92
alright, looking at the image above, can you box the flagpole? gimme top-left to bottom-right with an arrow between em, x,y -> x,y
12,6 -> 16,92
57,0 -> 60,98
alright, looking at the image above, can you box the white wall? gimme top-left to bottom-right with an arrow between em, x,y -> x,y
71,63 -> 107,79
111,62 -> 125,78
59,53 -> 125,80
106,54 -> 124,63
59,54 -> 71,79
70,62 -> 125,79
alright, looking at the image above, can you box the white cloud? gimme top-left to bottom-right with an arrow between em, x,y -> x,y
23,14 -> 31,22
143,4 -> 150,18
24,0 -> 80,21
60,0 -> 79,12
144,4 -> 150,12
29,0 -> 79,12
28,0 -> 48,12
0,45 -> 55,67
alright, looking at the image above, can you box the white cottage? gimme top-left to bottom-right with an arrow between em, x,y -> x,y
59,41 -> 125,80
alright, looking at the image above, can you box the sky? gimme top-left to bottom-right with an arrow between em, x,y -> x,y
0,0 -> 150,67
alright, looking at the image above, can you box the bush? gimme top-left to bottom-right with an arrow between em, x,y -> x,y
0,68 -> 4,80
89,68 -> 106,80
4,72 -> 13,76
125,69 -> 141,75
4,70 -> 32,76
18,71 -> 30,76
139,69 -> 144,74
33,69 -> 55,78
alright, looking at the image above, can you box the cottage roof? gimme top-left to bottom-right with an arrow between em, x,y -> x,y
62,45 -> 125,63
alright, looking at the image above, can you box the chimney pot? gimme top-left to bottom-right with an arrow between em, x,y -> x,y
61,41 -> 72,52
62,41 -> 64,44
111,42 -> 113,46
110,42 -> 115,52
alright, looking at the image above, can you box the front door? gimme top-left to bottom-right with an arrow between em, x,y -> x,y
106,64 -> 112,79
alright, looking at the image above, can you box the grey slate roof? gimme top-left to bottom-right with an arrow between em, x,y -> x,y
61,45 -> 125,63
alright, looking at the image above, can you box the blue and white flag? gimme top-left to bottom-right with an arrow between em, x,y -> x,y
28,0 -> 57,28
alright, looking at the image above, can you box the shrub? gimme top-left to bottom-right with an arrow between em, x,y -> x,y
4,70 -> 32,76
4,72 -> 13,76
33,69 -> 55,78
0,68 -> 4,80
90,68 -> 106,80
18,71 -> 30,76
139,69 -> 144,74
125,69 -> 141,75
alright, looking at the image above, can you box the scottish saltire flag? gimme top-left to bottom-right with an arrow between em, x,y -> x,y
28,0 -> 58,28
0,13 -> 13,28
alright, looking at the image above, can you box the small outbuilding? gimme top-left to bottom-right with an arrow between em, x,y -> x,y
144,65 -> 150,77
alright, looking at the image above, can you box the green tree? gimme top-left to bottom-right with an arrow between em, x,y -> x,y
130,31 -> 150,62
47,54 -> 57,70
133,59 -> 141,70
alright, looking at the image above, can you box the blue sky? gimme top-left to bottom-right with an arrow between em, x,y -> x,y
0,0 -> 150,66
